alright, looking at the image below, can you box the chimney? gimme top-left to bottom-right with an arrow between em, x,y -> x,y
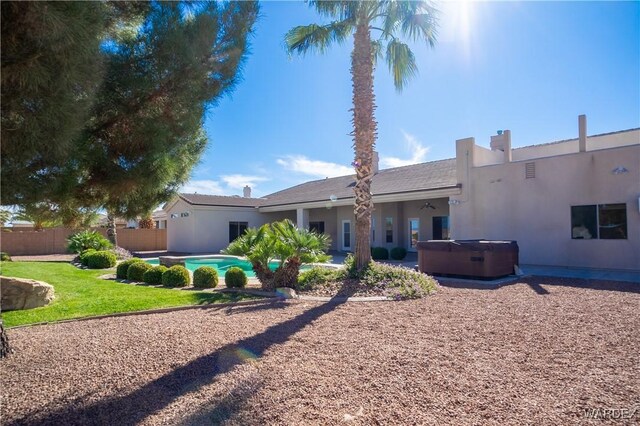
372,151 -> 379,174
490,130 -> 512,162
579,114 -> 587,152
243,185 -> 251,198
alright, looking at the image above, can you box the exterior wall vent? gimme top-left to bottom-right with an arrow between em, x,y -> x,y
525,162 -> 536,179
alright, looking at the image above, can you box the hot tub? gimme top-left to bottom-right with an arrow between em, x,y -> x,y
417,240 -> 519,279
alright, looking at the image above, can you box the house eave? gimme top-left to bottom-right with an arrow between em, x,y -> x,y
258,185 -> 461,213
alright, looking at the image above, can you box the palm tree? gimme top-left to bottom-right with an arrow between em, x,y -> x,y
286,1 -> 438,270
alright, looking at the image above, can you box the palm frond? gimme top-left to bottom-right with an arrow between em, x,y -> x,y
285,21 -> 353,56
385,39 -> 417,91
371,39 -> 384,67
309,1 -> 357,22
400,2 -> 439,45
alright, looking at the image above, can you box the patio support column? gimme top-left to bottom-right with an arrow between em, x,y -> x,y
296,208 -> 309,230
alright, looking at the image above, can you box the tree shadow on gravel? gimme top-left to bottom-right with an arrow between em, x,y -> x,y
10,294 -> 353,426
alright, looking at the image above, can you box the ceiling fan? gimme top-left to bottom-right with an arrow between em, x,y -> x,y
420,202 -> 436,210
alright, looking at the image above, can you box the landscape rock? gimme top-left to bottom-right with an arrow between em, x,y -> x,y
1,276 -> 55,311
275,287 -> 297,299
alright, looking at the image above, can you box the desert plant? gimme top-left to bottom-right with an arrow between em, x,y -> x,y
296,267 -> 343,291
143,265 -> 168,285
86,250 -> 117,269
113,246 -> 132,260
371,247 -> 389,260
223,219 -> 331,290
359,261 -> 437,299
127,262 -> 153,282
0,252 -> 12,262
67,230 -> 112,254
390,247 -> 407,260
193,266 -> 218,288
116,258 -> 145,279
162,265 -> 190,288
225,267 -> 247,288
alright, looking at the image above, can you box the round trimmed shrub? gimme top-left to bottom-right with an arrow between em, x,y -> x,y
79,249 -> 97,266
225,267 -> 247,288
143,265 -> 168,285
127,262 -> 153,282
86,250 -> 117,269
116,258 -> 145,279
390,247 -> 407,260
162,265 -> 190,288
1,252 -> 11,261
193,266 -> 218,288
371,246 -> 389,260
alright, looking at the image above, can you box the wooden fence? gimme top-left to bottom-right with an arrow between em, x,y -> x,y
0,228 -> 166,255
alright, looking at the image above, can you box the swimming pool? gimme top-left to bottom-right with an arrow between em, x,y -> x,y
146,256 -> 309,278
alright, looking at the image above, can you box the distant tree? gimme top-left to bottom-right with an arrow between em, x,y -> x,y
286,1 -> 438,270
138,217 -> 155,230
0,209 -> 12,227
13,203 -> 61,231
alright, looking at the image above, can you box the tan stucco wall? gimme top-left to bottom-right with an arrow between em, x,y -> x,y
166,201 -> 270,253
308,207 -> 339,250
450,144 -> 640,270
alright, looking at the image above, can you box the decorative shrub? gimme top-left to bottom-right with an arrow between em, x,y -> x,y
341,255 -> 436,299
79,249 -> 97,266
127,262 -> 153,282
0,252 -> 11,262
143,265 -> 168,285
162,265 -> 190,287
113,246 -> 132,260
371,247 -> 389,260
116,258 -> 145,279
225,267 -> 247,288
67,230 -> 112,254
296,267 -> 342,291
86,250 -> 117,269
390,247 -> 407,260
193,266 -> 218,288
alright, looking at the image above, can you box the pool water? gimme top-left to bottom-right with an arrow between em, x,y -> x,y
146,256 -> 302,278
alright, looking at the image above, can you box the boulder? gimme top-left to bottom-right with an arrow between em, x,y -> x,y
275,287 -> 297,299
1,276 -> 55,311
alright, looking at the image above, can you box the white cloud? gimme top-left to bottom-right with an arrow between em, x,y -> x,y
380,131 -> 430,168
277,155 -> 353,178
180,179 -> 228,195
221,174 -> 268,190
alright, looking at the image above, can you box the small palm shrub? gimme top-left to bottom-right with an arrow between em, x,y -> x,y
371,247 -> 389,260
86,250 -> 117,269
127,262 -> 153,282
67,230 -> 112,254
225,267 -> 247,288
390,247 -> 407,260
194,266 -> 218,288
162,265 -> 190,287
0,252 -> 11,261
116,258 -> 145,279
79,249 -> 97,266
143,265 -> 168,285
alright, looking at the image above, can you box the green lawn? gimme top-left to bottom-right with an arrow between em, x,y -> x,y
0,262 -> 256,327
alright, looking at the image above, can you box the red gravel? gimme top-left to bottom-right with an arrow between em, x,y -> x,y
2,277 -> 639,425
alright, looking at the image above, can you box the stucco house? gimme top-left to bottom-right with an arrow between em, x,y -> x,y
165,116 -> 639,272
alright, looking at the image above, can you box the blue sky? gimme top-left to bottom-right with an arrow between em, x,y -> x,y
183,0 -> 640,198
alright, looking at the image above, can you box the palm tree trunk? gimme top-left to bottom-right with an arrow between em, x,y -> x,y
106,213 -> 118,246
351,22 -> 376,270
0,320 -> 11,358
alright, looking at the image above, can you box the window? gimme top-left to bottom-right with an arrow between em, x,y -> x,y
309,221 -> 325,234
571,204 -> 627,240
385,217 -> 393,243
229,221 -> 248,243
342,220 -> 351,250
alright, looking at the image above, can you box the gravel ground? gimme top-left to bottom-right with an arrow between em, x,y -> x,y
2,276 -> 639,425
